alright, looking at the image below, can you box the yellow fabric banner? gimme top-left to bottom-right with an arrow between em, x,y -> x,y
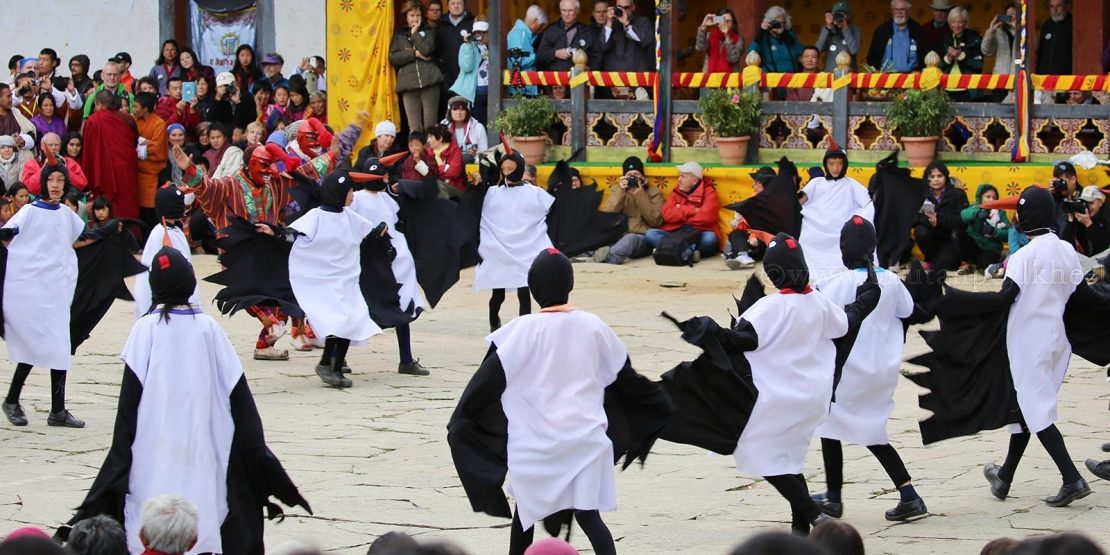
326,0 -> 398,158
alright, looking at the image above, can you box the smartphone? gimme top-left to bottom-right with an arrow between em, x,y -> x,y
920,201 -> 936,215
182,81 -> 197,102
713,15 -> 725,24
997,14 -> 1011,22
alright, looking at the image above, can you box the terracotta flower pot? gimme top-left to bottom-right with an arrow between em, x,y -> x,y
900,136 -> 938,168
510,136 -> 548,166
715,136 -> 751,165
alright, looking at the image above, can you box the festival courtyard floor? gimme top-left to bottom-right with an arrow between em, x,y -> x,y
1,253 -> 1109,554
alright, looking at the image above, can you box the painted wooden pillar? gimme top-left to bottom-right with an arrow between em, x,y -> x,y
658,0 -> 676,162
730,0 -> 767,56
488,0 -> 505,134
1071,0 -> 1105,74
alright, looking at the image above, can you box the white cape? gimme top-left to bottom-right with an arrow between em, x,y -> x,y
799,176 -> 874,281
120,306 -> 241,555
473,185 -> 554,291
815,268 -> 914,446
489,309 -> 626,530
1004,234 -> 1082,433
734,291 -> 848,476
2,203 -> 84,370
289,208 -> 382,344
349,190 -> 425,317
133,224 -> 202,320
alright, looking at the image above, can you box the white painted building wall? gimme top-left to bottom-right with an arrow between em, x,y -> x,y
0,0 -> 325,80
0,1 -> 161,77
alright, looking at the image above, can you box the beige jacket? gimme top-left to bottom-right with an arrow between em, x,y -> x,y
603,183 -> 663,234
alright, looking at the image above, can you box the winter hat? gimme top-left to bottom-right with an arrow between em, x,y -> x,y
839,215 -> 876,270
1016,185 -> 1056,235
374,120 -> 397,138
763,232 -> 810,291
149,246 -> 197,309
622,155 -> 644,175
528,248 -> 574,308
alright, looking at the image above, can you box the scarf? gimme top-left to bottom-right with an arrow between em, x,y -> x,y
707,27 -> 739,72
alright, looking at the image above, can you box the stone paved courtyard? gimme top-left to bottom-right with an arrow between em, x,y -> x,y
1,254 -> 1108,554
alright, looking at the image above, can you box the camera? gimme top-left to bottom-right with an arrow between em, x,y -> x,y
1061,198 -> 1089,214
507,48 -> 526,59
1051,178 -> 1070,196
613,5 -> 623,17
14,85 -> 29,97
622,175 -> 644,189
997,14 -> 1011,23
833,11 -> 846,23
713,15 -> 725,25
225,82 -> 237,96
769,20 -> 784,30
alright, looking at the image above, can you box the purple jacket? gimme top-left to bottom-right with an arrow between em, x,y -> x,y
30,115 -> 67,148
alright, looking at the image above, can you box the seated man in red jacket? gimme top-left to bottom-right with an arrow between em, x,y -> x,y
645,161 -> 721,260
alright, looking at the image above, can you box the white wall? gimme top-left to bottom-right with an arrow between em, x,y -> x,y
272,0 -> 326,71
0,1 -> 161,78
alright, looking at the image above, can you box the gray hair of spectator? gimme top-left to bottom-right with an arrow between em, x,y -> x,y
139,494 -> 199,554
763,6 -> 793,30
947,6 -> 969,24
560,0 -> 581,9
102,61 -> 120,73
526,4 -> 548,25
891,0 -> 912,9
68,515 -> 128,555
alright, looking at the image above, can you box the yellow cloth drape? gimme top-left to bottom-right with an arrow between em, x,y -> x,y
327,0 -> 399,158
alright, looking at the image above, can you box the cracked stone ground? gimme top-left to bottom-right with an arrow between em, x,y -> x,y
2,254 -> 1109,554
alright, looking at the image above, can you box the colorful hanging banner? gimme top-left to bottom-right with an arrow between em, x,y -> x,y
646,0 -> 664,162
327,0 -> 398,157
189,1 -> 257,74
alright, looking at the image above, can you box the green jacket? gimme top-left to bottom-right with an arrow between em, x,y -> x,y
960,184 -> 1010,253
82,83 -> 135,119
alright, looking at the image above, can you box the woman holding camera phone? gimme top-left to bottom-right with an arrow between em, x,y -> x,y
912,162 -> 970,272
696,9 -> 743,74
982,3 -> 1019,102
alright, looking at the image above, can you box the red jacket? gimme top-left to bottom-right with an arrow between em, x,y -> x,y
400,147 -> 439,181
155,96 -> 201,142
661,178 -> 721,234
433,142 -> 465,191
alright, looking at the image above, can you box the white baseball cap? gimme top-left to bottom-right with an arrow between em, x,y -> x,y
676,161 -> 704,179
215,72 -> 235,87
1079,186 -> 1105,203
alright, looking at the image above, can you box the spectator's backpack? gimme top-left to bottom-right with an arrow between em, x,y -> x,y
653,228 -> 702,266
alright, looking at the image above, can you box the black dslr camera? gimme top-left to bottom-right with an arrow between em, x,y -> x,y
1061,198 -> 1089,214
769,20 -> 784,30
507,48 -> 526,60
622,175 -> 644,190
833,11 -> 846,23
613,5 -> 624,17
1051,178 -> 1069,197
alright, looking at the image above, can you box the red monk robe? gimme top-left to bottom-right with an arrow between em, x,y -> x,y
83,106 -> 140,219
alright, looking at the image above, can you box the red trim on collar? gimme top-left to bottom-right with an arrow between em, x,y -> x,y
779,286 -> 812,295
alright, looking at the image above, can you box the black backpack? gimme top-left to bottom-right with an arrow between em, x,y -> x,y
653,228 -> 702,266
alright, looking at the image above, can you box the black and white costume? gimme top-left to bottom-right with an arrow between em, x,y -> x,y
68,247 -> 310,555
448,249 -> 671,555
133,185 -> 200,319
799,143 -> 874,280
811,217 -> 930,521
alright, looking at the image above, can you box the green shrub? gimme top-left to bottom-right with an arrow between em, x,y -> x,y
697,88 -> 763,138
885,89 -> 955,138
495,96 -> 556,137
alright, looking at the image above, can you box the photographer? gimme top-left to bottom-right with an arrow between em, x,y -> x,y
1051,161 -> 1083,249
448,19 -> 491,125
959,184 -> 1010,274
507,5 -> 545,97
592,156 -> 663,264
816,1 -> 861,71
600,0 -> 655,73
747,6 -> 803,99
538,0 -> 599,72
439,96 -> 487,164
1074,187 -> 1110,263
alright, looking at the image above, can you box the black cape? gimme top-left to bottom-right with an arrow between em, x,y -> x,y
63,369 -> 310,555
904,278 -> 1110,444
447,349 -> 672,530
390,176 -> 471,308
70,221 -> 149,352
204,216 -> 305,319
723,157 -> 802,238
869,152 -> 926,268
545,160 -> 628,257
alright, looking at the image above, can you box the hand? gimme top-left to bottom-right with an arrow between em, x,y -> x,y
355,111 -> 372,128
556,48 -> 571,60
255,223 -> 275,236
410,21 -> 421,34
761,19 -> 771,31
946,47 -> 961,59
176,99 -> 187,113
606,7 -> 616,25
172,144 -> 192,171
300,57 -> 311,71
67,78 -> 75,93
12,135 -> 24,149
702,14 -> 715,28
116,221 -> 124,234
990,16 -> 1001,30
825,12 -> 835,27
618,177 -> 629,190
617,8 -> 630,25
747,234 -> 760,247
415,50 -> 430,61
927,211 -> 938,227
188,98 -> 198,108
1076,210 -> 1093,227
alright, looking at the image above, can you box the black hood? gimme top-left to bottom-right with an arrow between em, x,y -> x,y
528,248 -> 574,308
763,232 -> 810,291
822,145 -> 849,180
319,170 -> 353,210
154,185 -> 186,220
502,151 -> 526,184
39,163 -> 72,202
149,246 -> 197,307
1016,185 -> 1055,235
840,215 -> 877,270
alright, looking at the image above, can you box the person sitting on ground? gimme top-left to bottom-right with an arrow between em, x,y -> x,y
959,184 -> 1010,275
66,515 -> 128,555
593,156 -> 663,264
426,124 -> 465,198
913,161 -> 968,272
440,96 -> 488,164
1074,186 -> 1110,265
523,164 -> 538,186
724,166 -> 775,270
355,120 -> 400,170
646,161 -> 720,262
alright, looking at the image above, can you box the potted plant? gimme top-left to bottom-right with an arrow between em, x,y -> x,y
885,88 -> 954,168
495,96 -> 556,165
698,88 -> 762,165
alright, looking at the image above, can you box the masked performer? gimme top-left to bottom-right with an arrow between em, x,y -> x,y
449,249 -> 672,555
66,247 -> 311,555
798,139 -> 874,281
133,184 -> 200,319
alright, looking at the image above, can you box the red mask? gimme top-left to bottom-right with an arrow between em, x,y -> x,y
248,144 -> 283,185
296,117 -> 332,159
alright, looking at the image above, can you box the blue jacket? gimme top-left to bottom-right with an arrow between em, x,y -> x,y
450,42 -> 485,102
507,19 -> 538,96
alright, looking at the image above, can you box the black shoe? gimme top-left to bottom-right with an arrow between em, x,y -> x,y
1044,479 -> 1091,507
885,497 -> 928,521
398,359 -> 430,376
315,363 -> 346,388
1102,443 -> 1110,453
46,410 -> 85,428
339,363 -> 352,374
1086,459 -> 1110,481
2,402 -> 27,426
810,493 -> 843,518
983,463 -> 1010,500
